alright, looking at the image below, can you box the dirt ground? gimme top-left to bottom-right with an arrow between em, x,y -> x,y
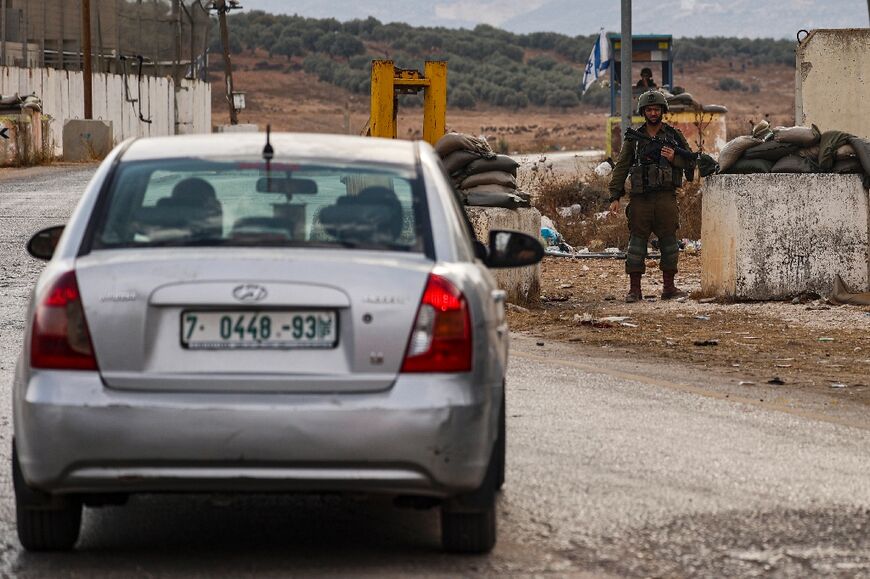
508,254 -> 870,405
212,54 -> 795,152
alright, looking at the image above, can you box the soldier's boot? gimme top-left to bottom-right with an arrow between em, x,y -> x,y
661,272 -> 687,300
625,273 -> 643,303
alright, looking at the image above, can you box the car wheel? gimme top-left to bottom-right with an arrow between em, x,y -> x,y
496,386 -> 506,491
440,424 -> 499,554
13,444 -> 82,552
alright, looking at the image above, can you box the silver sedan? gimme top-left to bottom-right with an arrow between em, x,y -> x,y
13,133 -> 542,554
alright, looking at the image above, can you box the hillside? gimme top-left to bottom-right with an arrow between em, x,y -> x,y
215,12 -> 796,113
212,50 -> 795,154
211,14 -> 798,152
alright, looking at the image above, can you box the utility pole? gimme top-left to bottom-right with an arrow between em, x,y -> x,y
82,0 -> 93,119
210,0 -> 241,125
620,0 -> 632,135
172,0 -> 182,85
867,0 -> 870,26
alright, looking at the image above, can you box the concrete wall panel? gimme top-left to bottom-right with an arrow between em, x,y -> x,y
0,66 -> 211,156
702,174 -> 870,300
796,29 -> 870,139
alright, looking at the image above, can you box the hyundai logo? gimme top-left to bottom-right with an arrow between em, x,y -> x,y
232,284 -> 268,303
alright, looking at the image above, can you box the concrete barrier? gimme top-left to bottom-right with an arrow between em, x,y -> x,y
796,29 -> 870,139
701,174 -> 870,300
62,119 -> 113,162
0,109 -> 48,165
466,207 -> 542,305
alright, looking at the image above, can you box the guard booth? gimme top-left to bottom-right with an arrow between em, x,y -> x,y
605,34 -> 727,158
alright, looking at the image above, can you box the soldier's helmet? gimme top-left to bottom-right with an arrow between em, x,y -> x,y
636,90 -> 668,115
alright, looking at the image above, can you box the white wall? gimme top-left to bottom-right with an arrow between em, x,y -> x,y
796,29 -> 870,139
0,67 -> 211,152
702,174 -> 870,300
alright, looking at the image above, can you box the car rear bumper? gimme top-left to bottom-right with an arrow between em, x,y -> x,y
15,370 -> 498,498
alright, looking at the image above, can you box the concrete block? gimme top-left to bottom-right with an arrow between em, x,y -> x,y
796,29 -> 870,140
215,124 -> 259,133
466,207 -> 542,305
702,174 -> 870,300
0,110 -> 47,166
63,119 -> 113,162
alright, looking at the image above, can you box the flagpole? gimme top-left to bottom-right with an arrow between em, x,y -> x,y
620,0 -> 633,135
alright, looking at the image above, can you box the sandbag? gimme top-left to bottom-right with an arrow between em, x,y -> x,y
666,104 -> 689,113
460,171 -> 517,190
701,104 -> 728,113
828,275 -> 870,306
442,150 -> 481,175
751,120 -> 774,141
464,154 -> 520,177
742,140 -> 799,162
848,137 -> 870,174
832,157 -> 862,174
723,158 -> 773,174
835,144 -> 856,159
771,154 -> 816,173
435,132 -> 494,159
463,184 -> 518,196
798,145 -> 819,159
464,190 -> 531,209
773,125 -> 820,146
717,136 -> 762,172
668,92 -> 696,105
818,130 -> 855,171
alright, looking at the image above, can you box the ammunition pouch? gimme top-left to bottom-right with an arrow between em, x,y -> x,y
629,163 -> 677,194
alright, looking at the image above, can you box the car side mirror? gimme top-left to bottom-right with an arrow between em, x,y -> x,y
484,230 -> 544,269
27,225 -> 65,261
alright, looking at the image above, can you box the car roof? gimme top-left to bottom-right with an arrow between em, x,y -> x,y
121,133 -> 420,167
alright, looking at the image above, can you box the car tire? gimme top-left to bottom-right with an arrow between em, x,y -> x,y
13,444 -> 82,552
440,502 -> 496,554
496,386 -> 506,491
440,417 -> 499,554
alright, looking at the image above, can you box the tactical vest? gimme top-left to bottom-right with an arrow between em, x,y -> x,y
628,125 -> 683,194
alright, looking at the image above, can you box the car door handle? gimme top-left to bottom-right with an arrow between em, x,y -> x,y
492,290 -> 507,304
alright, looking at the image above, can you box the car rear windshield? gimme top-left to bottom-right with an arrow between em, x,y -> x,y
90,158 -> 428,252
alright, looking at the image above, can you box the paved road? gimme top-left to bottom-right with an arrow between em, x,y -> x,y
0,166 -> 869,577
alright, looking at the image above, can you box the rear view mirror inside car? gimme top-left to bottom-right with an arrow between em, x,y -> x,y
27,225 -> 65,261
256,177 -> 318,195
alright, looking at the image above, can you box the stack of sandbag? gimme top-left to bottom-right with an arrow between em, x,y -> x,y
659,88 -> 727,114
434,132 -> 530,209
0,92 -> 42,112
716,123 -> 870,186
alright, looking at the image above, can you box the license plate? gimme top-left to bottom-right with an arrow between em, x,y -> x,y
181,310 -> 338,350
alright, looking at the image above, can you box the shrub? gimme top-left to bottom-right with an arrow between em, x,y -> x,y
450,87 -> 477,109
547,90 -> 580,108
717,77 -> 746,91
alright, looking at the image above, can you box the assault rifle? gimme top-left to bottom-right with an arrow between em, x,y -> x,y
624,127 -> 698,181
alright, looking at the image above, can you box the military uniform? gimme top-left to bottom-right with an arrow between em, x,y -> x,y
608,91 -> 693,301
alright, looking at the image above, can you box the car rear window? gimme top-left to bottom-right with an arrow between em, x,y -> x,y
90,158 -> 428,252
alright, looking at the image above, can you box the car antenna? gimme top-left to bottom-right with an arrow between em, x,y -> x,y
263,124 -> 274,191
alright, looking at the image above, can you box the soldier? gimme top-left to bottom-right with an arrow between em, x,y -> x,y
608,90 -> 693,303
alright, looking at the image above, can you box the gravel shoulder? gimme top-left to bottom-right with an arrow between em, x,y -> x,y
508,254 -> 870,407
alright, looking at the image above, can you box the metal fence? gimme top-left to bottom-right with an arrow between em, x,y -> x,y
1,0 -> 212,79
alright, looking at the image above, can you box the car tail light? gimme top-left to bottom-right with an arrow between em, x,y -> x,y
401,274 -> 472,373
30,270 -> 98,371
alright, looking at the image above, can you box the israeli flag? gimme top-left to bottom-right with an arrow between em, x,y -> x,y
582,29 -> 611,94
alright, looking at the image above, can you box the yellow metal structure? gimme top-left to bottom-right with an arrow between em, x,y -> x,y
369,60 -> 447,146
